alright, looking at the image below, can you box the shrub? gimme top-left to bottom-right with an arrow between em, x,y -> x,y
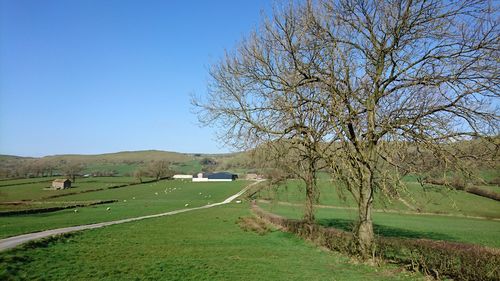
236,216 -> 272,235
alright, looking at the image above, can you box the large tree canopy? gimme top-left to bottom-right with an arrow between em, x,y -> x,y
193,0 -> 499,257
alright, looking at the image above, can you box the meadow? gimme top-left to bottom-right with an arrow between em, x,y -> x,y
0,173 -> 498,280
255,176 -> 500,248
0,203 -> 424,281
0,178 -> 247,238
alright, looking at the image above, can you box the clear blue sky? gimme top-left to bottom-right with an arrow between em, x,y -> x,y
0,0 -> 272,157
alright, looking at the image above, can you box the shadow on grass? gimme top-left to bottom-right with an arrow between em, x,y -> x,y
317,218 -> 455,241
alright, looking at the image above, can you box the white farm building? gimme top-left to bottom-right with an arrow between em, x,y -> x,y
173,174 -> 193,179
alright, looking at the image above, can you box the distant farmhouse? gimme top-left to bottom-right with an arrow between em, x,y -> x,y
51,179 -> 71,190
192,172 -> 238,182
173,174 -> 193,180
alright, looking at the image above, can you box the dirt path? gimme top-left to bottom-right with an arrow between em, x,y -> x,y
258,199 -> 500,221
0,180 -> 264,252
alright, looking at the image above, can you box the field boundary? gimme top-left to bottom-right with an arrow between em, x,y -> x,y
0,180 -> 264,252
0,200 -> 118,216
0,179 -> 54,187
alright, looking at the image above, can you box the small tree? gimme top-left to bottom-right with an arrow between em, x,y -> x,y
62,161 -> 84,183
148,160 -> 174,181
134,167 -> 147,183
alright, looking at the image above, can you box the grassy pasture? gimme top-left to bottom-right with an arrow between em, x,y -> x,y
0,179 -> 248,239
0,174 -> 497,280
0,177 -> 57,187
255,177 -> 500,248
0,177 -> 144,203
0,204 -> 424,281
259,202 -> 500,248
83,163 -> 139,176
258,178 -> 500,218
170,159 -> 202,174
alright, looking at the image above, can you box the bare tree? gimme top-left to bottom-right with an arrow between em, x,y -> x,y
193,2 -> 333,223
303,0 -> 499,256
194,0 -> 499,257
134,167 -> 147,183
62,161 -> 84,183
148,160 -> 173,181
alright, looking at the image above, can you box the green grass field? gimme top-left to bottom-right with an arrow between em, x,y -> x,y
258,178 -> 500,218
1,174 -> 498,280
0,177 -> 144,203
0,179 -> 248,239
0,177 -> 57,187
255,177 -> 500,248
258,202 -> 500,248
0,204 -> 424,281
83,163 -> 140,176
170,159 -> 202,174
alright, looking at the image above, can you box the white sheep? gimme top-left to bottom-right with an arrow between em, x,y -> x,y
106,207 -> 111,211
184,203 -> 189,207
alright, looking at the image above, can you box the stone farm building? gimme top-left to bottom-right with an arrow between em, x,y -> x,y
51,179 -> 71,190
192,172 -> 238,182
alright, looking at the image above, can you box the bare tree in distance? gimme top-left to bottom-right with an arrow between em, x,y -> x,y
148,160 -> 174,181
62,161 -> 85,183
193,0 -> 499,258
134,167 -> 148,183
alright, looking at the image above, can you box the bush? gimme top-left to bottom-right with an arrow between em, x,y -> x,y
236,216 -> 272,235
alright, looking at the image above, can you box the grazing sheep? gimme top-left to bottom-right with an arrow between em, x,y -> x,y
106,207 -> 111,211
132,197 -> 136,200
184,203 -> 189,207
155,192 -> 158,195
74,209 -> 78,213
123,200 -> 127,202
235,200 -> 242,204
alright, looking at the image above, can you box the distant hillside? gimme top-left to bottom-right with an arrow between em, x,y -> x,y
0,155 -> 33,161
41,150 -> 193,164
0,150 -> 256,178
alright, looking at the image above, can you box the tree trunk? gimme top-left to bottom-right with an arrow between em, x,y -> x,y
355,171 -> 374,258
304,176 -> 316,224
303,160 -> 317,224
